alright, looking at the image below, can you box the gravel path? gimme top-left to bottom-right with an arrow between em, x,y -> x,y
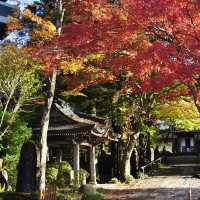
104,176 -> 200,200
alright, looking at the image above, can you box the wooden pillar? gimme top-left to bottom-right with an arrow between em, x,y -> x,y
90,145 -> 97,184
58,149 -> 63,162
73,143 -> 80,185
150,147 -> 154,162
0,159 -> 3,169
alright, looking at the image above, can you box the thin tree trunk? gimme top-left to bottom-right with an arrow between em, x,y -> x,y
0,77 -> 19,131
1,101 -> 21,137
39,1 -> 65,199
0,87 -> 15,133
39,68 -> 57,200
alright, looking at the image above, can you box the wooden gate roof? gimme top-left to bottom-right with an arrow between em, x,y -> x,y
32,98 -> 116,142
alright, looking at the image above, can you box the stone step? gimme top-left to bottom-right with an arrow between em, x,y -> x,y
153,163 -> 200,176
166,155 -> 200,164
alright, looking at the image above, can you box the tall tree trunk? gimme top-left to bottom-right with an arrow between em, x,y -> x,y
39,69 -> 57,200
146,132 -> 151,162
138,134 -> 145,167
121,133 -> 139,180
39,1 -> 65,199
131,147 -> 139,178
123,146 -> 134,178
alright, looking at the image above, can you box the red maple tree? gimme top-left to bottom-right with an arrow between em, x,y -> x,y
51,0 -> 200,111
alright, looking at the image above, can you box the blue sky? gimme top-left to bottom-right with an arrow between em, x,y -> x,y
1,0 -> 40,46
7,0 -> 39,11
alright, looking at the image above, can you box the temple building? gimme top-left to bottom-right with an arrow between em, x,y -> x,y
32,98 -> 116,185
0,1 -> 14,40
158,130 -> 200,155
172,131 -> 200,154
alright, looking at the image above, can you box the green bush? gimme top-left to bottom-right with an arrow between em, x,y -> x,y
59,161 -> 72,172
80,169 -> 90,184
56,192 -> 66,200
46,165 -> 59,184
56,189 -> 81,200
46,161 -> 73,188
56,161 -> 72,188
125,175 -> 134,184
0,117 -> 32,189
108,177 -> 121,184
81,192 -> 104,200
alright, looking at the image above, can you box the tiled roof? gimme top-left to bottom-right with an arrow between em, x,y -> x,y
32,100 -> 115,140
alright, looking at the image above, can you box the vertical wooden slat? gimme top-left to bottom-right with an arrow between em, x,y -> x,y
44,185 -> 57,200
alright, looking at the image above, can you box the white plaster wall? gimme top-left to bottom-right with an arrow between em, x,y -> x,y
191,137 -> 194,147
180,138 -> 185,152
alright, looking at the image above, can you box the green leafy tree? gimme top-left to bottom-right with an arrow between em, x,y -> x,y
0,44 -> 42,190
0,44 -> 42,138
153,98 -> 200,130
0,116 -> 32,189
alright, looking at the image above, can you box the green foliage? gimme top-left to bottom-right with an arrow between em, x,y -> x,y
125,175 -> 134,184
0,44 -> 42,139
108,177 -> 121,184
0,44 -> 42,105
153,99 -> 200,130
46,164 -> 59,185
46,161 -> 73,188
56,189 -> 81,200
81,192 -> 104,200
0,185 -> 5,193
57,161 -> 72,188
1,116 -> 32,189
0,44 -> 42,190
80,169 -> 90,184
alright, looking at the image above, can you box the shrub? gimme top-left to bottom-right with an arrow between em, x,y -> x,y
46,161 -> 73,188
56,189 -> 81,200
81,192 -> 104,200
0,184 -> 5,193
1,119 -> 32,189
125,175 -> 134,184
46,165 -> 59,184
56,192 -> 66,200
80,169 -> 90,184
108,177 -> 121,184
56,161 -> 72,188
